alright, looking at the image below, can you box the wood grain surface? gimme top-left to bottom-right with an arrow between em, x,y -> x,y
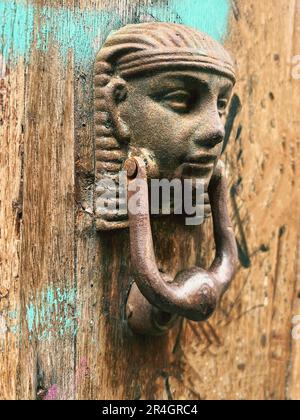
0,0 -> 299,400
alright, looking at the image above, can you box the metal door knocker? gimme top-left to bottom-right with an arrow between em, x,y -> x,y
94,22 -> 238,335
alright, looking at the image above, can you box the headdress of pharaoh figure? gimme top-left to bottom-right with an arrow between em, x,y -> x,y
94,22 -> 236,230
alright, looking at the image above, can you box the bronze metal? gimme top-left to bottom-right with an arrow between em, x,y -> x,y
94,22 -> 237,335
126,157 -> 237,335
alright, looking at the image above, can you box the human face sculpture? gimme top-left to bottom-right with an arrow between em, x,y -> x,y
94,22 -> 235,230
120,70 -> 233,189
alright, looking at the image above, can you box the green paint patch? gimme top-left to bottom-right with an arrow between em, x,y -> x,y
0,0 -> 230,66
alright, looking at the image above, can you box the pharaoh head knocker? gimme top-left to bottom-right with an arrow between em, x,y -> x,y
94,23 -> 237,335
94,22 -> 235,230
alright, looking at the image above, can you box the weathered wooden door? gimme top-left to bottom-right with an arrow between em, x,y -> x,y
1,0 -> 300,400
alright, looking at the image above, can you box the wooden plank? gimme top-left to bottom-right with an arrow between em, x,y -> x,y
15,2 -> 76,400
73,1 -> 205,399
176,0 -> 300,400
0,57 -> 24,400
287,0 -> 300,391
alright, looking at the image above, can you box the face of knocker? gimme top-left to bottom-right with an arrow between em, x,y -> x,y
119,70 -> 233,189
94,22 -> 236,230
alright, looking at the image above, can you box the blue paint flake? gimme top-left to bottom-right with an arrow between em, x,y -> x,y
8,310 -> 18,320
26,303 -> 35,333
23,286 -> 79,341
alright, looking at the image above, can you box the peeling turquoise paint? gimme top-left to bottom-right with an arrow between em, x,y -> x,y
0,0 -> 230,67
0,0 -> 119,66
25,286 -> 80,341
0,0 -> 35,63
26,303 -> 35,334
7,310 -> 18,320
140,0 -> 230,41
1,287 -> 80,342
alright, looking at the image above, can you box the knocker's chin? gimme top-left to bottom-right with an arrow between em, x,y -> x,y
130,148 -> 215,189
131,154 -> 213,222
173,164 -> 215,191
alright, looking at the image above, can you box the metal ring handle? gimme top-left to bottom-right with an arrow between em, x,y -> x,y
125,157 -> 238,335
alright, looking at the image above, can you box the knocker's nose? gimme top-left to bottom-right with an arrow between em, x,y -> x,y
209,128 -> 225,147
193,120 -> 225,149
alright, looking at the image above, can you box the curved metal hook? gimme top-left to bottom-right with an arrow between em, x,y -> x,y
125,157 -> 238,335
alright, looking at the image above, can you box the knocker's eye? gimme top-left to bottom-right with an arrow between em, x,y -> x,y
217,98 -> 228,115
162,90 -> 193,113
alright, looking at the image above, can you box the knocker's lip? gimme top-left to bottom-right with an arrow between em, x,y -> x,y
179,162 -> 215,177
184,153 -> 218,164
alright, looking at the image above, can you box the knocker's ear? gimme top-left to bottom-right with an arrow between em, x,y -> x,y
103,78 -> 130,143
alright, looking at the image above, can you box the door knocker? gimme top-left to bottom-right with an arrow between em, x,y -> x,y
94,22 -> 238,335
